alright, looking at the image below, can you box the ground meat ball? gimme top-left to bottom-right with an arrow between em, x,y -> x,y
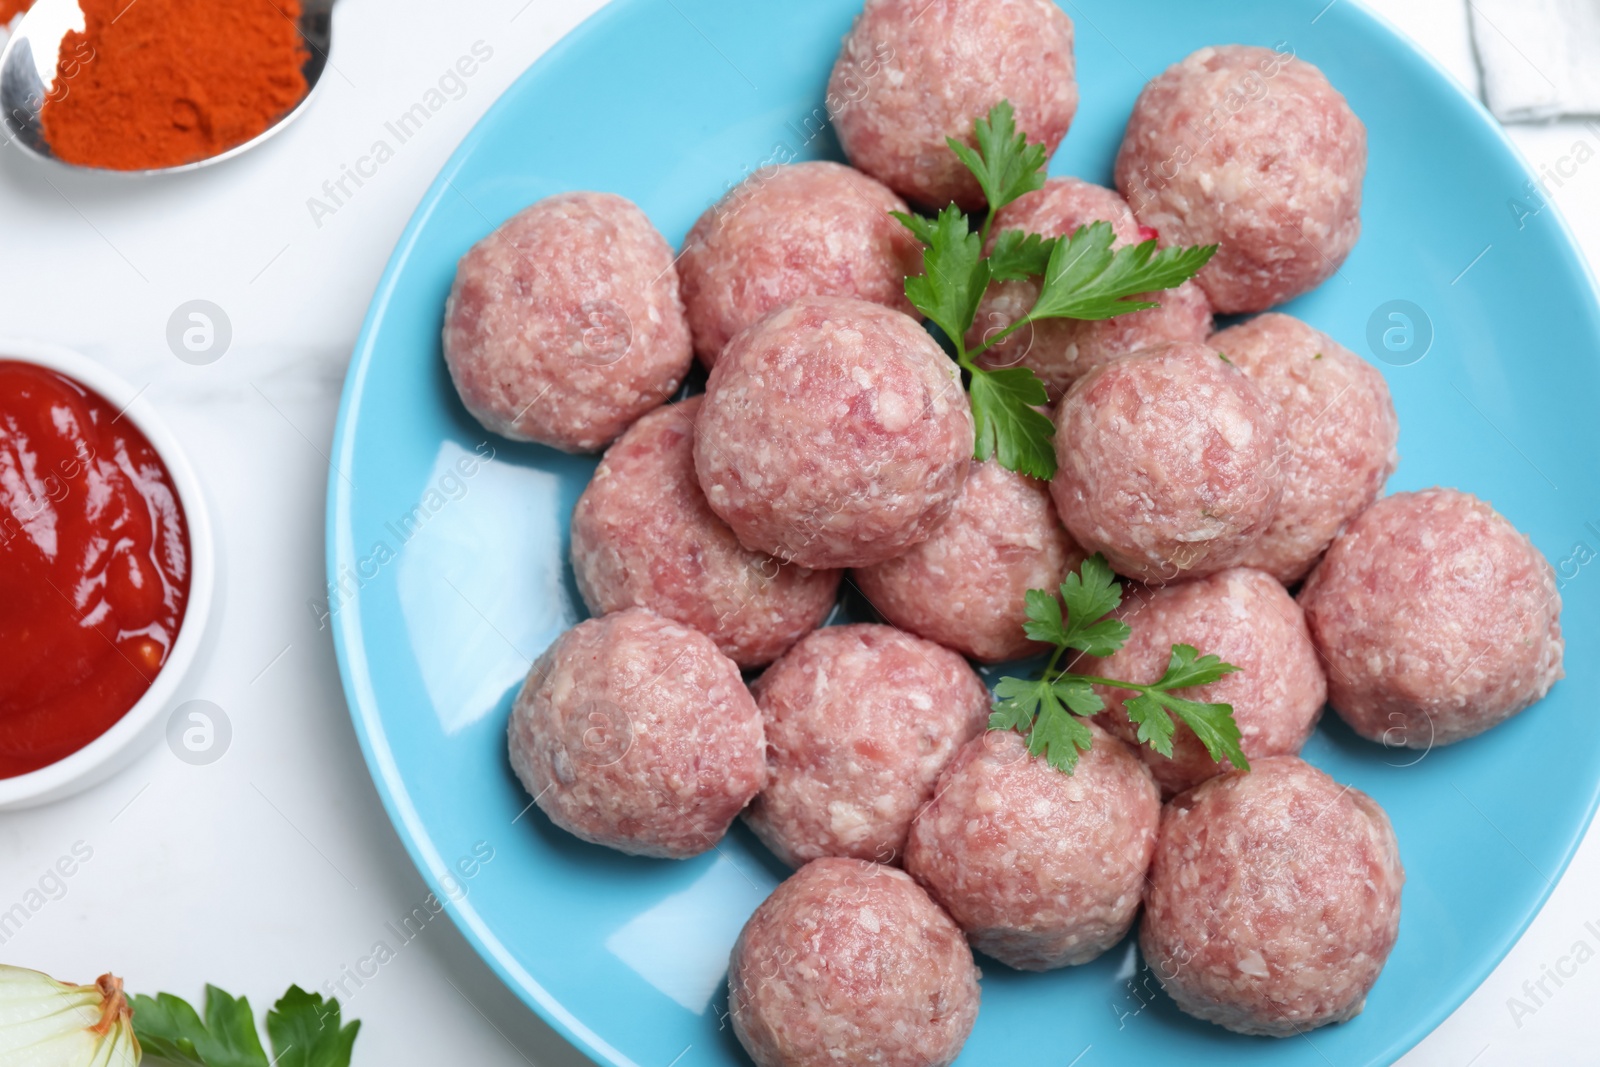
1299,489 -> 1563,747
570,397 -> 839,668
443,192 -> 692,453
967,178 -> 1213,402
1211,314 -> 1399,583
1115,45 -> 1366,314
507,609 -> 764,858
1090,567 -> 1326,797
829,0 -> 1077,210
1051,342 -> 1284,582
695,296 -> 973,569
853,459 -> 1084,662
1141,756 -> 1404,1036
678,162 -> 923,367
728,858 -> 980,1067
744,624 -> 991,868
905,727 -> 1159,971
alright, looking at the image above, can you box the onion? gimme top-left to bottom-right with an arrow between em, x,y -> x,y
0,965 -> 139,1066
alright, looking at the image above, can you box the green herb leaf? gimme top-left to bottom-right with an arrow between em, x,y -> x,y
130,1005 -> 207,1067
1124,693 -> 1177,757
967,366 -> 1056,479
267,986 -> 361,1067
1116,646 -> 1247,769
990,674 -> 1103,774
947,100 -> 1049,220
893,100 -> 1215,482
132,988 -> 269,1067
1028,223 -> 1219,322
1054,678 -> 1105,717
986,229 -> 1057,281
897,205 -> 990,345
134,985 -> 362,1067
1159,693 -> 1249,771
990,674 -> 1050,733
1154,643 -> 1242,691
986,557 -> 1248,777
1020,587 -> 1067,645
1056,554 -> 1131,656
892,210 -> 937,247
1029,689 -> 1096,773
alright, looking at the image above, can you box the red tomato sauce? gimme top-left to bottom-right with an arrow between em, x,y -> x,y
0,361 -> 190,777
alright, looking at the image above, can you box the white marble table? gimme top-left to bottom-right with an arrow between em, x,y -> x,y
1,1 -> 1595,1063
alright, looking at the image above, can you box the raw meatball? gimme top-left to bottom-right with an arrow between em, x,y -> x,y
443,192 -> 692,453
1115,45 -> 1367,313
744,624 -> 991,868
967,177 -> 1213,402
829,0 -> 1078,210
1090,568 -> 1326,797
728,857 -> 980,1067
1141,756 -> 1404,1036
507,609 -> 764,858
1299,489 -> 1563,747
906,726 -> 1160,970
1211,314 -> 1399,583
678,162 -> 923,367
570,397 -> 839,668
853,458 -> 1085,662
695,296 -> 973,569
1051,342 -> 1284,582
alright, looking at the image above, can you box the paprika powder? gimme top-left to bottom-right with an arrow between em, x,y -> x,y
40,0 -> 308,171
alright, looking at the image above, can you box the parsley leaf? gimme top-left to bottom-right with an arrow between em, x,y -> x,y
1029,688 -> 1096,773
1104,646 -> 1248,769
890,99 -> 1218,480
988,556 -> 1248,776
1027,223 -> 1220,323
897,206 -> 989,346
987,230 -> 1058,282
893,211 -> 937,247
967,366 -> 1055,479
133,984 -> 361,1067
267,986 -> 361,1067
990,676 -> 1093,772
947,100 -> 1049,224
1124,693 -> 1177,757
132,987 -> 268,1067
1056,554 -> 1132,655
1135,644 -> 1249,770
1020,586 -> 1067,645
1155,643 -> 1242,691
1054,678 -> 1105,717
989,675 -> 1046,734
1160,694 -> 1249,770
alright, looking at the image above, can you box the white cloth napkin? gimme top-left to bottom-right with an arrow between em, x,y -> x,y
1470,0 -> 1600,122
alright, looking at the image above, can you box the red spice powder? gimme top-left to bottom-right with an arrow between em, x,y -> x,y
40,0 -> 309,171
0,0 -> 32,22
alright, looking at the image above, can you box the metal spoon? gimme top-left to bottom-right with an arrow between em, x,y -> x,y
0,0 -> 333,175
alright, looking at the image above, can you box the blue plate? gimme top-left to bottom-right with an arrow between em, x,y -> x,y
327,1 -> 1600,1063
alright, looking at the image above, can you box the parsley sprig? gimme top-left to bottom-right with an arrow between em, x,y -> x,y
893,101 -> 1219,479
988,555 -> 1250,775
133,983 -> 360,1067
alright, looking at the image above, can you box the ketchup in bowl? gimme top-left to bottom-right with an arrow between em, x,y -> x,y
0,360 -> 191,778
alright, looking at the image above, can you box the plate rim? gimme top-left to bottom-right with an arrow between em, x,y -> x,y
325,2 -> 1600,1065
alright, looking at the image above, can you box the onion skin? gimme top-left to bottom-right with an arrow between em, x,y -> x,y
0,965 -> 140,1066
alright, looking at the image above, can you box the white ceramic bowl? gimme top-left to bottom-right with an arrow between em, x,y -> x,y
0,339 -> 216,809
